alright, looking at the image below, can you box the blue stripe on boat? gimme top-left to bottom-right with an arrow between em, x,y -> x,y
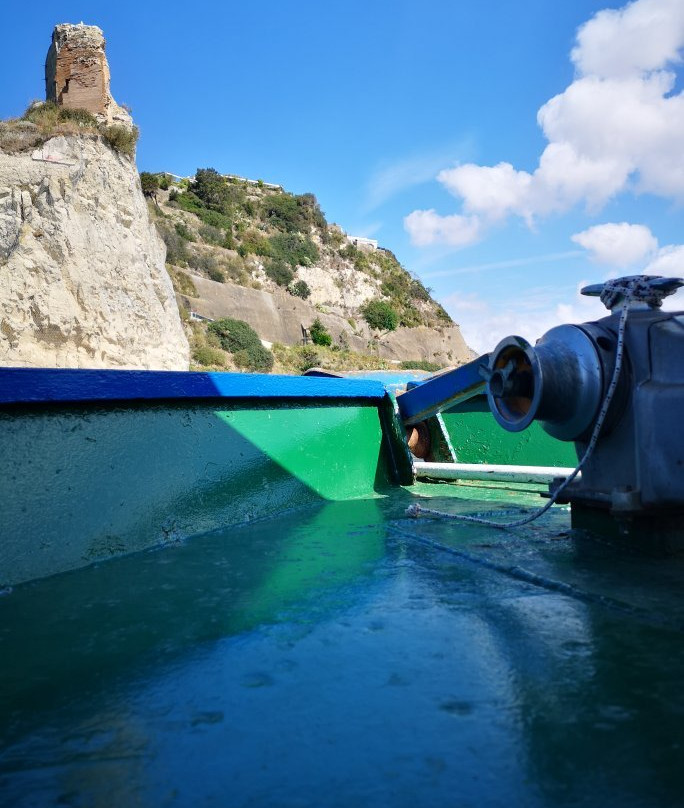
0,368 -> 388,405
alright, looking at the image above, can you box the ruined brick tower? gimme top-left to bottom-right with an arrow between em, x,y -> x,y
45,23 -> 133,127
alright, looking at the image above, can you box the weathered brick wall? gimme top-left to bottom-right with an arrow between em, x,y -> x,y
45,24 -> 109,117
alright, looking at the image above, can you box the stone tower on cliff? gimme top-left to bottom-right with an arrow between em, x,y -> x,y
0,23 -> 189,370
45,23 -> 133,127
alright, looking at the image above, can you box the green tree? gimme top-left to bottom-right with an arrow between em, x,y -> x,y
140,172 -> 160,200
261,193 -> 304,233
310,318 -> 332,347
269,232 -> 319,267
362,300 -> 399,331
193,168 -> 232,211
102,124 -> 139,158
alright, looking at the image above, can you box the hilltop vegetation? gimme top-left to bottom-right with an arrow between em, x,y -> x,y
142,168 -> 460,372
0,101 -> 138,157
144,169 -> 452,329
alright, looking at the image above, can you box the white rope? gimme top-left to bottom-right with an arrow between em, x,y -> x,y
406,279 -> 637,529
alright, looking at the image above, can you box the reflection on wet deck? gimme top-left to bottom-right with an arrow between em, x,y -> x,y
2,490 -> 684,807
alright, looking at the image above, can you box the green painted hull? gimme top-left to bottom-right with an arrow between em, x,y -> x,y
442,395 -> 577,466
2,370 -> 684,806
1,400 -> 393,587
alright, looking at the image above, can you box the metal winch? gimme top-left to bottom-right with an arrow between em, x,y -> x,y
483,275 -> 684,526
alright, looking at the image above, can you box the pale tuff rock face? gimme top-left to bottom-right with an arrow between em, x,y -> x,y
183,274 -> 475,365
0,135 -> 189,369
45,23 -> 133,127
294,263 -> 379,310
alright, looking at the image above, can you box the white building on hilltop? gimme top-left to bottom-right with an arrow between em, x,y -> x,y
345,235 -> 378,252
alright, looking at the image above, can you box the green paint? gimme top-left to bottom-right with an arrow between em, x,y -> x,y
378,393 -> 415,485
0,401 -> 389,586
425,412 -> 457,463
236,498 -> 386,628
442,396 -> 577,467
214,404 -> 386,500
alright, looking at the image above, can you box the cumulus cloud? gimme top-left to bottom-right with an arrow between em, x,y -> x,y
571,222 -> 658,266
403,209 -> 481,247
572,220 -> 684,278
444,233 -> 684,353
406,0 -> 684,246
571,0 -> 684,78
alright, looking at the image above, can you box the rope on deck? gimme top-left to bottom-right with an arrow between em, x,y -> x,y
406,279 -> 637,530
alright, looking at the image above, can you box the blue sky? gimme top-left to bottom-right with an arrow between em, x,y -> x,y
2,0 -> 683,352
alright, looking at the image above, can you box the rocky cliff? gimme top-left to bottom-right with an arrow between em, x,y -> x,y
182,272 -> 471,365
0,135 -> 188,368
0,24 -> 189,370
150,171 -> 475,369
0,20 -> 470,373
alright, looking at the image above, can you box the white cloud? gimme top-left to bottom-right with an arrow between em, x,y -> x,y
406,0 -> 684,245
444,286 -> 606,355
571,222 -> 658,266
422,250 -> 583,279
571,0 -> 684,79
403,209 -> 481,247
644,243 -> 684,277
446,270 -> 684,355
571,220 -> 684,278
438,162 -> 533,222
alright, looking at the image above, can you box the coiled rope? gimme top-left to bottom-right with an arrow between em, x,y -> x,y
406,278 -> 639,529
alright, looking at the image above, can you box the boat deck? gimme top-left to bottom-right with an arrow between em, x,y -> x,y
2,481 -> 683,807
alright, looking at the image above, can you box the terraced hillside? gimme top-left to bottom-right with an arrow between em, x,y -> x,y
145,169 -> 473,373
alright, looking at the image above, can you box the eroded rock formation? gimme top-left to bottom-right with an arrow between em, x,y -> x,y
45,23 -> 132,127
0,134 -> 189,369
0,23 -> 188,369
180,274 -> 473,365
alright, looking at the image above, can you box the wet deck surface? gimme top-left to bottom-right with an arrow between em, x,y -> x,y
2,484 -> 684,807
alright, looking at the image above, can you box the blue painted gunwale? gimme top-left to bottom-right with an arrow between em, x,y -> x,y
0,368 -> 387,406
397,356 -> 488,425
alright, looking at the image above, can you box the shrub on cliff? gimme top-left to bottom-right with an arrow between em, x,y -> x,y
265,259 -> 294,287
175,221 -> 195,242
362,300 -> 398,332
198,224 -> 223,245
18,102 -> 138,157
261,193 -> 304,233
192,168 -> 252,215
101,124 -> 139,158
232,345 -> 274,372
400,360 -> 442,372
208,318 -> 274,372
289,280 -> 311,299
297,347 -> 320,372
260,191 -> 328,236
193,168 -> 231,210
167,267 -> 197,297
410,279 -> 431,302
189,250 -> 224,282
158,222 -> 190,266
23,101 -> 98,132
310,318 -> 332,347
269,232 -> 319,267
193,344 -> 227,368
238,230 -> 272,258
